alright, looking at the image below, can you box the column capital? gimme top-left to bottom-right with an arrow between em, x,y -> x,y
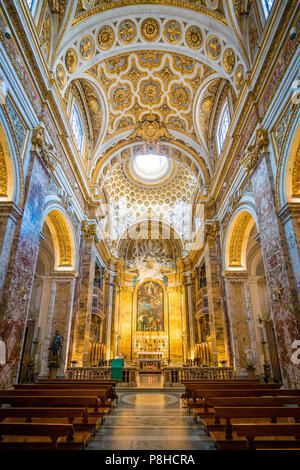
277,202 -> 300,224
222,269 -> 249,280
241,127 -> 270,173
0,201 -> 23,222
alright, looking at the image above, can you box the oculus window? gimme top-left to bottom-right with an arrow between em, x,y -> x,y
133,154 -> 170,182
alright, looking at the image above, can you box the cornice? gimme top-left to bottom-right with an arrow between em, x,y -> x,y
72,1 -> 228,28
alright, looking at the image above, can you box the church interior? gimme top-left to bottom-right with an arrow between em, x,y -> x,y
0,0 -> 299,452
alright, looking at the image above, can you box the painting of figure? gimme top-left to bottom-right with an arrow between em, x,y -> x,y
137,281 -> 164,332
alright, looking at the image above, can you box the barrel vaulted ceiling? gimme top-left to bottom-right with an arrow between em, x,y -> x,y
35,0 -> 251,259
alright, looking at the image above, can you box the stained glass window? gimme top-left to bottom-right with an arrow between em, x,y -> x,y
70,102 -> 84,153
217,101 -> 230,154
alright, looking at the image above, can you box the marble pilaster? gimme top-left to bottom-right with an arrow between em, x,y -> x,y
0,202 -> 22,299
72,237 -> 97,366
105,272 -> 116,360
0,151 -> 49,388
252,155 -> 300,388
278,202 -> 300,304
203,239 -> 228,365
223,271 -> 254,376
184,273 -> 195,360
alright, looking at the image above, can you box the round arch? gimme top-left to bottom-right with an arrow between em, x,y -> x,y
275,108 -> 300,210
42,204 -> 78,272
0,116 -> 23,206
223,205 -> 258,271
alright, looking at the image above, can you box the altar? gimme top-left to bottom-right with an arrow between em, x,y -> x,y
136,351 -> 164,372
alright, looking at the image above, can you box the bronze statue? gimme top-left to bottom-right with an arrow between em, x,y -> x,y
49,330 -> 63,362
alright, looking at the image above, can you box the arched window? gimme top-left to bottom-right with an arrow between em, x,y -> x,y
217,101 -> 230,154
26,0 -> 37,13
70,102 -> 84,153
262,0 -> 275,17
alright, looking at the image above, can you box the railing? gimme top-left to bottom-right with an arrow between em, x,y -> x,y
163,367 -> 235,386
67,367 -> 137,386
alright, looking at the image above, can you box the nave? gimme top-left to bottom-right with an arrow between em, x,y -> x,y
87,391 -> 215,451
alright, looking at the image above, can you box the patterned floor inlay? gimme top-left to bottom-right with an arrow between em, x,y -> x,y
86,392 -> 216,450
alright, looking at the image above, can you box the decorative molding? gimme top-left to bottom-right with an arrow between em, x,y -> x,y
241,127 -> 269,172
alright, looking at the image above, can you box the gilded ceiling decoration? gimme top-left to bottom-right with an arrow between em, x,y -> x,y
234,64 -> 245,90
78,79 -> 102,148
103,161 -> 198,247
79,35 -> 95,60
96,141 -> 203,188
65,48 -> 78,74
185,25 -> 203,49
292,146 -> 300,197
198,78 -> 224,145
120,236 -> 181,270
73,0 -> 227,27
97,25 -> 115,49
56,64 -> 66,89
84,50 -> 215,139
0,141 -> 8,196
141,18 -> 160,42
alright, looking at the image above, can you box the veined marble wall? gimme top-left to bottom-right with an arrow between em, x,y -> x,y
0,151 -> 49,388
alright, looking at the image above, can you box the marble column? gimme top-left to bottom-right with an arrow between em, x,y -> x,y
0,202 -> 22,299
0,151 -> 49,388
184,273 -> 195,360
204,239 -> 228,365
72,237 -> 97,366
278,202 -> 300,303
105,272 -> 116,361
223,271 -> 255,376
252,155 -> 300,388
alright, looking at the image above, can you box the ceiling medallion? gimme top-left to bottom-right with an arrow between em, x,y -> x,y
235,64 -> 245,89
56,64 -> 66,89
79,35 -> 95,60
141,18 -> 160,42
131,113 -> 169,145
163,20 -> 182,44
65,48 -> 78,74
97,25 -> 115,50
185,25 -> 203,50
118,19 -> 137,44
223,48 -> 235,74
206,35 -> 221,60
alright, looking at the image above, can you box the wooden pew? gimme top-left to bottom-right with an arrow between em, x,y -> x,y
184,382 -> 281,402
204,406 -> 300,444
37,379 -> 119,400
0,422 -> 76,450
0,395 -> 101,414
0,407 -> 100,435
200,397 -> 300,449
192,390 -> 300,420
180,379 -> 262,401
1,389 -> 109,403
234,423 -> 300,450
13,385 -> 116,413
16,383 -> 117,404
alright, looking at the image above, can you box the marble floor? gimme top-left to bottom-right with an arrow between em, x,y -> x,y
86,390 -> 216,450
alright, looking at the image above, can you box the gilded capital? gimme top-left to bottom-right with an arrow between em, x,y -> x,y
31,125 -> 59,172
204,220 -> 220,242
242,127 -> 269,172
